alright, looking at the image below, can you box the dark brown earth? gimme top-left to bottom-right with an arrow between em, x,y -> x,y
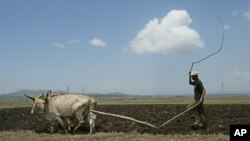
0,104 -> 249,135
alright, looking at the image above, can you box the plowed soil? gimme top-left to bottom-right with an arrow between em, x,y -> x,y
0,104 -> 249,135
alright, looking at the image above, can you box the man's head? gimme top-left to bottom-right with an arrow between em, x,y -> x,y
190,71 -> 198,80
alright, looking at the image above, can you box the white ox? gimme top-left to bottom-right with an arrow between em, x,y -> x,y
24,91 -> 97,134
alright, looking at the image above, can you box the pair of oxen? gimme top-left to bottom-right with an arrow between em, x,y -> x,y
25,91 -> 159,134
24,91 -> 97,134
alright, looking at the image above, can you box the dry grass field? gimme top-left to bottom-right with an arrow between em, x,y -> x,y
0,130 -> 228,141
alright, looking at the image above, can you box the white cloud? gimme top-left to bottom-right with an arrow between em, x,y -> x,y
224,24 -> 231,30
53,39 -> 80,49
232,69 -> 250,79
53,43 -> 65,48
89,38 -> 106,47
128,10 -> 204,54
232,11 -> 238,16
68,39 -> 80,45
243,8 -> 250,20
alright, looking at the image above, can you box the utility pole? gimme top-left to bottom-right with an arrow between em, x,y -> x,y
82,84 -> 85,93
67,85 -> 70,94
221,82 -> 224,94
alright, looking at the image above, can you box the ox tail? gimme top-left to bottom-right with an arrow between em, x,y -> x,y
90,109 -> 158,129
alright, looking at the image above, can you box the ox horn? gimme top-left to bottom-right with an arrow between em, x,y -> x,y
24,94 -> 35,101
46,90 -> 52,97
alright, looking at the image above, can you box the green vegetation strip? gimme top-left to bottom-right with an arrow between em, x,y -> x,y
1,96 -> 249,109
0,102 -> 31,109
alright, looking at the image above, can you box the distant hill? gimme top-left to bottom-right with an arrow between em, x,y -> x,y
1,89 -> 249,102
206,91 -> 250,97
0,90 -> 49,102
0,90 -> 131,102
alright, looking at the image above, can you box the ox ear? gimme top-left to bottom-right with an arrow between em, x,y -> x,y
24,94 -> 35,102
38,93 -> 46,100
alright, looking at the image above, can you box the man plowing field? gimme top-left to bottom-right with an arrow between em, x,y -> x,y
187,71 -> 207,129
159,17 -> 224,129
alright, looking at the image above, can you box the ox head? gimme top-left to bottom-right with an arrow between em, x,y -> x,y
24,92 -> 49,114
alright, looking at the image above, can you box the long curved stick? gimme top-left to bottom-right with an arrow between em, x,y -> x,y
90,109 -> 158,129
190,17 -> 225,72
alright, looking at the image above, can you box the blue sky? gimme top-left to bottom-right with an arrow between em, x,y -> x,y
1,0 -> 250,95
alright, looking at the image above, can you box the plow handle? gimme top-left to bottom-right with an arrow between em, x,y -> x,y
159,101 -> 201,128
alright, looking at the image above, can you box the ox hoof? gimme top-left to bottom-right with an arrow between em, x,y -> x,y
64,130 -> 69,134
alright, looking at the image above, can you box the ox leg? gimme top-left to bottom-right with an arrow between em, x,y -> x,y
88,112 -> 97,134
62,118 -> 72,131
66,118 -> 72,131
73,112 -> 84,134
56,117 -> 68,134
50,121 -> 59,133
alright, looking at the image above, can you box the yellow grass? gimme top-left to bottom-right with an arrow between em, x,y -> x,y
0,130 -> 228,141
97,96 -> 250,105
0,102 -> 31,109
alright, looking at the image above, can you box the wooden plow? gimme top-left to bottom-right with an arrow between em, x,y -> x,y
90,109 -> 158,129
159,101 -> 201,128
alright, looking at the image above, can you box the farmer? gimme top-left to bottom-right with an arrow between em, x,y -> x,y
187,71 -> 207,129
